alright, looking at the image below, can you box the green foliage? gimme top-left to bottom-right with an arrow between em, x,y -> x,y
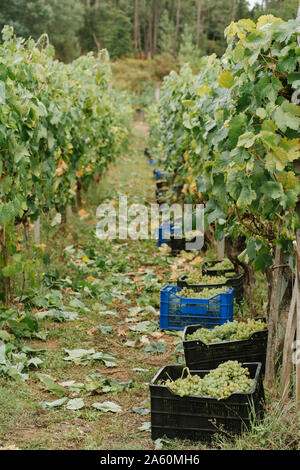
0,27 -> 132,302
0,0 -> 52,39
149,15 -> 300,272
178,24 -> 202,72
82,4 -> 133,58
46,0 -> 85,62
158,10 -> 175,55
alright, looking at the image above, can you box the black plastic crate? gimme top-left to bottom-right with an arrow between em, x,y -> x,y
156,180 -> 168,190
182,318 -> 268,373
203,260 -> 236,276
156,188 -> 168,205
150,363 -> 265,443
169,235 -> 188,253
177,273 -> 244,303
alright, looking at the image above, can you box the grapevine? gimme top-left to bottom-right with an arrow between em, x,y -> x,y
149,15 -> 300,273
0,27 -> 132,302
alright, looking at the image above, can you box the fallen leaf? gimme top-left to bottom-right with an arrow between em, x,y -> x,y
140,335 -> 150,345
0,445 -> 20,450
117,326 -> 126,337
78,209 -> 89,219
66,398 -> 85,410
92,401 -> 122,413
191,255 -> 203,266
152,332 -> 164,339
170,270 -> 178,281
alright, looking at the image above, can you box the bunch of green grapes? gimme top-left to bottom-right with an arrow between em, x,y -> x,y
178,287 -> 228,299
186,319 -> 267,343
207,259 -> 234,271
163,361 -> 253,400
185,272 -> 228,284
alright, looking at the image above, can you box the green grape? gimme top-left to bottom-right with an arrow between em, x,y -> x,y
184,272 -> 228,284
178,287 -> 228,299
163,361 -> 254,400
186,319 -> 267,343
207,258 -> 234,271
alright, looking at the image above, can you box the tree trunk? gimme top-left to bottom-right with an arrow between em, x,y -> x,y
147,1 -> 153,55
170,0 -> 176,22
174,0 -> 181,51
152,0 -> 159,55
134,0 -> 140,52
196,0 -> 202,48
231,0 -> 237,22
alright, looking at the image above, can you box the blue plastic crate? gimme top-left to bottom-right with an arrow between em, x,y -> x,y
153,169 -> 166,181
160,285 -> 234,331
158,222 -> 182,247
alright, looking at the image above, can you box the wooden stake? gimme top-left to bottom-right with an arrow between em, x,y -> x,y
280,280 -> 297,400
34,217 -> 40,245
294,234 -> 300,410
217,239 -> 225,261
265,246 -> 283,388
296,271 -> 300,409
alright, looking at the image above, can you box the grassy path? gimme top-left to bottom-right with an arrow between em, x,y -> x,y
0,122 -> 204,451
0,121 -> 298,451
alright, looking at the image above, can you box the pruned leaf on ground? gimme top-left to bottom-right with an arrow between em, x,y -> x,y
42,397 -> 68,409
154,438 -> 169,450
128,306 -> 141,316
6,313 -> 39,338
132,406 -> 150,415
36,309 -> 78,322
0,330 -> 11,342
63,348 -> 95,364
98,310 -> 118,317
36,373 -> 67,397
69,298 -> 89,312
21,346 -> 46,355
140,335 -> 151,345
138,422 -> 151,432
92,401 -> 122,413
0,343 -> 44,381
175,343 -> 184,353
129,320 -> 158,334
144,341 -> 167,354
63,348 -> 116,367
27,357 -> 43,367
66,398 -> 85,410
83,377 -> 125,394
124,340 -> 138,348
97,325 -> 113,336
